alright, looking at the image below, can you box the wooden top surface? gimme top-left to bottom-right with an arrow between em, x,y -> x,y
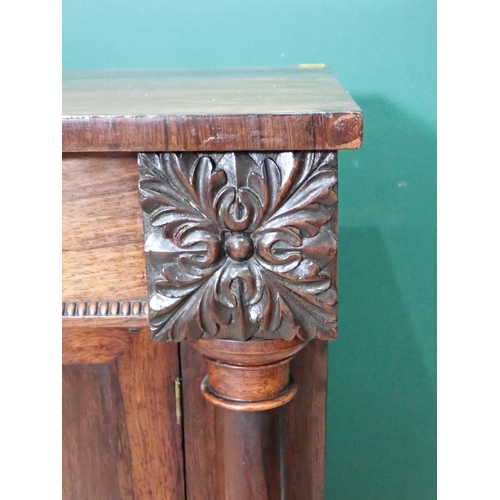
63,66 -> 360,116
62,66 -> 362,152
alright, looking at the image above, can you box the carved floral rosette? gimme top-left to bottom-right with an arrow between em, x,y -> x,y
138,152 -> 338,342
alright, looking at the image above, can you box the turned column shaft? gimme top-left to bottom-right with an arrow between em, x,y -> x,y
216,407 -> 286,500
190,338 -> 306,499
192,338 -> 307,500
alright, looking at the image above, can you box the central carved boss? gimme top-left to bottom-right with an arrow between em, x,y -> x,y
138,152 -> 338,342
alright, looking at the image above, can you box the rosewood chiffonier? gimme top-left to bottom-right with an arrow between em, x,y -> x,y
62,66 -> 363,500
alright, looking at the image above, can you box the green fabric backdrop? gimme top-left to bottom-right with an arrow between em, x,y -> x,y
63,0 -> 436,497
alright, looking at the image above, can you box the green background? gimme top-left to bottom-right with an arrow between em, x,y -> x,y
63,0 -> 436,498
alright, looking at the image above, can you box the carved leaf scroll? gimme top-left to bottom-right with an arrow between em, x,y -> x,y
138,152 -> 338,342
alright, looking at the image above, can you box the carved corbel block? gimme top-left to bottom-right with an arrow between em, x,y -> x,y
138,151 -> 338,341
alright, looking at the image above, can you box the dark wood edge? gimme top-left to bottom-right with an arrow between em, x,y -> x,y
62,112 -> 363,153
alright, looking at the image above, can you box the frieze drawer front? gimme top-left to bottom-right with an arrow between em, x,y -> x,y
62,153 -> 147,306
62,66 -> 362,500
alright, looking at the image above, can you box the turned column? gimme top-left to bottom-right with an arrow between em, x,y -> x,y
194,338 -> 306,499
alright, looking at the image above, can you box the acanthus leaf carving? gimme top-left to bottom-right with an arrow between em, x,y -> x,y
138,152 -> 338,342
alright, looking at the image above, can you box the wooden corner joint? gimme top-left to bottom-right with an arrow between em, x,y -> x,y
138,151 -> 339,409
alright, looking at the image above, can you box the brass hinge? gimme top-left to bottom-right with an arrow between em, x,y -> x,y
175,377 -> 182,425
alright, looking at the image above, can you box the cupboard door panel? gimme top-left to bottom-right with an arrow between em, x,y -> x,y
62,361 -> 135,500
62,328 -> 185,500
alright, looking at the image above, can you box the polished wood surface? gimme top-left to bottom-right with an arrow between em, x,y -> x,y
179,343 -> 218,500
62,327 -> 137,364
286,339 -> 328,499
62,362 -> 135,499
117,330 -> 184,499
62,329 -> 184,500
215,408 -> 285,500
206,358 -> 291,403
62,153 -> 147,302
62,67 -> 362,152
192,338 -> 305,412
63,67 -> 360,115
180,340 -> 328,500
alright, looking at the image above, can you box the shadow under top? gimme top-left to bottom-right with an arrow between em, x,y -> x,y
62,66 -> 363,153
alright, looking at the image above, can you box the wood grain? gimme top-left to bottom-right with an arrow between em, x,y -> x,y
62,315 -> 148,329
179,343 -> 217,500
192,338 -> 305,412
62,362 -> 135,500
180,340 -> 328,500
62,327 -> 136,364
63,67 -> 363,152
116,329 -> 185,500
286,340 -> 328,500
62,329 -> 185,500
215,408 -> 285,500
62,153 -> 148,302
